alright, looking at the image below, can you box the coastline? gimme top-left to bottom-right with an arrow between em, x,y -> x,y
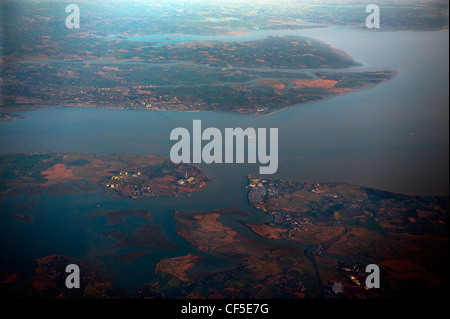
0,69 -> 398,122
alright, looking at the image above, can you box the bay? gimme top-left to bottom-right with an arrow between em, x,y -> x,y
0,26 -> 448,291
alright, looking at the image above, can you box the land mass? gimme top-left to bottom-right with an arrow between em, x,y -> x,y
102,224 -> 178,251
147,207 -> 311,299
2,180 -> 449,299
86,209 -> 177,264
87,209 -> 153,225
1,0 -> 445,117
0,255 -> 129,299
2,25 -> 396,116
0,152 -> 209,199
0,113 -> 26,123
143,179 -> 449,299
247,176 -> 449,297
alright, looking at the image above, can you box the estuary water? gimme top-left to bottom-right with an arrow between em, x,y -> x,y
0,26 -> 448,290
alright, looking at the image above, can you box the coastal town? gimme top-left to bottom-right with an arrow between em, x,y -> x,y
246,176 -> 448,299
247,176 -> 319,230
247,176 -> 448,235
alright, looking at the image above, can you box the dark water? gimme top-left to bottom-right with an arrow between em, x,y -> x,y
0,27 -> 448,290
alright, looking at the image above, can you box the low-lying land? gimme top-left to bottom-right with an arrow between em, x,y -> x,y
247,176 -> 449,297
2,183 -> 448,299
0,152 -> 209,199
1,34 -> 395,116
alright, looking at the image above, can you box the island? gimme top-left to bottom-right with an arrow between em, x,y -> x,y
141,178 -> 449,299
1,182 -> 448,299
147,207 -> 310,299
0,152 -> 209,199
86,209 -> 178,265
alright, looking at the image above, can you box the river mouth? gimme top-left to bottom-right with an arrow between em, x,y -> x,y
0,24 -> 448,292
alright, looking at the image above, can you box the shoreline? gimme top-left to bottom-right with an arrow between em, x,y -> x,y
0,69 -> 398,122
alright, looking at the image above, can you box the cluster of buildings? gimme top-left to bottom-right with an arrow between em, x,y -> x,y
247,176 -> 314,230
177,173 -> 197,186
104,170 -> 142,190
326,261 -> 381,299
101,166 -> 207,199
102,170 -> 167,198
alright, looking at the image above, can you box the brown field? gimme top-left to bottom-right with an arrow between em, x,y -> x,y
103,66 -> 120,71
256,79 -> 287,90
248,224 -> 284,240
173,208 -> 253,256
290,79 -> 338,89
156,254 -> 202,282
41,164 -> 74,183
